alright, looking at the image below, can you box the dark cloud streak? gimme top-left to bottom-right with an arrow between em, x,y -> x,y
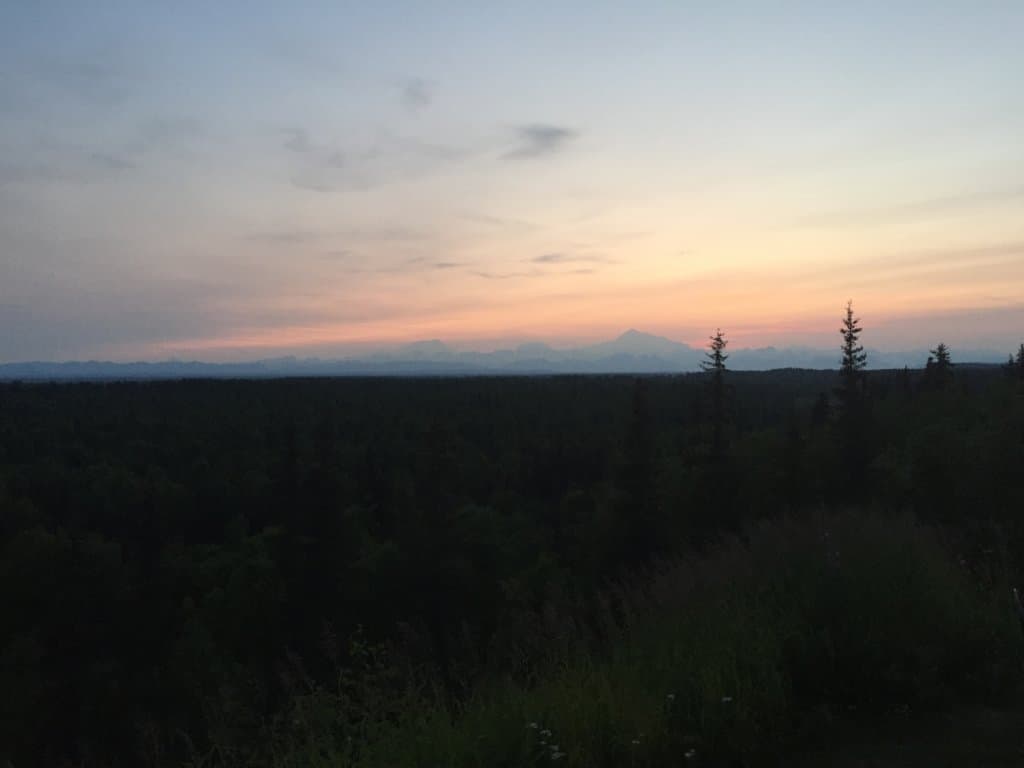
90,152 -> 134,170
503,124 -> 578,160
530,252 -> 611,264
471,269 -> 544,280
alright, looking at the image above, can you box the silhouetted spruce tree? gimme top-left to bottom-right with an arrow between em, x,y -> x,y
702,329 -> 729,458
1017,343 -> 1024,381
835,301 -> 869,498
923,342 -> 953,390
693,329 -> 740,537
838,301 -> 867,399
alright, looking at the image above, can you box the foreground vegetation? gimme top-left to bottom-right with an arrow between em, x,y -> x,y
253,514 -> 1022,768
1,344 -> 1023,766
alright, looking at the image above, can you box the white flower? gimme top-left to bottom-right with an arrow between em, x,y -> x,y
631,738 -> 641,745
551,751 -> 565,760
685,748 -> 697,759
540,729 -> 552,737
721,696 -> 733,704
666,693 -> 676,701
527,722 -> 539,729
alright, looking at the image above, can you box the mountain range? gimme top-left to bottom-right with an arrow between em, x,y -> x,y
0,330 -> 1010,380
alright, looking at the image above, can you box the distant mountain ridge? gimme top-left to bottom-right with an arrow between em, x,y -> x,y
0,330 -> 1011,380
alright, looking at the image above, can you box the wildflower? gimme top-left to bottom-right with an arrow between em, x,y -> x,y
631,738 -> 641,745
684,748 -> 697,759
540,729 -> 552,737
527,722 -> 539,730
666,693 -> 676,701
551,751 -> 565,761
721,696 -> 733,704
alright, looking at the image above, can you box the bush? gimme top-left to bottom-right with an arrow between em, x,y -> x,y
233,512 -> 1021,767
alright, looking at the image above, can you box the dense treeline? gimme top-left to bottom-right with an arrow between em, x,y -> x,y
2,344 -> 1024,765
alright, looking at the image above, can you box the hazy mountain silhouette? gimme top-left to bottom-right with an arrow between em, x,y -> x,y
0,331 -> 1011,380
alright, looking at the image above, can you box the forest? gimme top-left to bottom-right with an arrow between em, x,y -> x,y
2,320 -> 1024,767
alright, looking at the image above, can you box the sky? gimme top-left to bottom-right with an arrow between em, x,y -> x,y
1,1 -> 1023,362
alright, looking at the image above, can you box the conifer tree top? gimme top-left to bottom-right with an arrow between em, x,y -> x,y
839,300 -> 867,376
702,328 -> 729,372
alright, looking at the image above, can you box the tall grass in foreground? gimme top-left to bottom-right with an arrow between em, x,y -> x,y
202,513 -> 1023,768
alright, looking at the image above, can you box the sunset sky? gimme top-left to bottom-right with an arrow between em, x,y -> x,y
2,1 -> 1023,362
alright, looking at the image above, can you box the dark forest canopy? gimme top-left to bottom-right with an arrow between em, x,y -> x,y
1,355 -> 1024,766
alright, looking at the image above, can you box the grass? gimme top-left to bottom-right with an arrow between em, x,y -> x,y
203,512 -> 1024,767
789,708 -> 1024,766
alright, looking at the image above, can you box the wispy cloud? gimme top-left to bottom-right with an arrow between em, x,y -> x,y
246,230 -> 326,245
0,275 -> 235,361
793,185 -> 1024,229
0,113 -> 208,188
782,240 -> 1024,288
33,47 -> 142,108
90,152 -> 134,170
340,254 -> 448,276
503,124 -> 577,160
0,162 -> 79,185
280,127 -> 469,193
135,117 -> 204,150
290,175 -> 333,192
471,269 -> 544,280
400,78 -> 433,111
1,152 -> 134,185
460,212 -> 539,233
283,128 -> 312,153
530,252 -> 611,264
341,225 -> 430,243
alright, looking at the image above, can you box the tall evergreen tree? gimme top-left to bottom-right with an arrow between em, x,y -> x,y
839,300 -> 867,396
836,301 -> 869,499
702,329 -> 729,458
703,328 -> 729,373
1017,343 -> 1024,381
924,342 -> 953,390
